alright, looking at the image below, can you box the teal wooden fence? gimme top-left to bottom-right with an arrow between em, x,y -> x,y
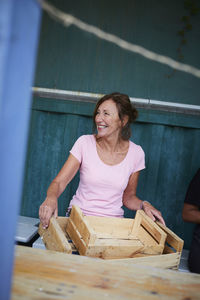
35,0 -> 200,105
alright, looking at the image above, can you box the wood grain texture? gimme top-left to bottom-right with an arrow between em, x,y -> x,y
106,252 -> 181,270
86,215 -> 135,239
11,246 -> 200,300
66,218 -> 87,255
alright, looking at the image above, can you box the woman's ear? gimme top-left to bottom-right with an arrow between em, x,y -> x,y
122,115 -> 129,127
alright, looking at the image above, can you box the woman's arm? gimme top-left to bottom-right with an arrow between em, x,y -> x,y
39,154 -> 80,228
182,203 -> 200,224
123,171 -> 165,225
122,171 -> 142,210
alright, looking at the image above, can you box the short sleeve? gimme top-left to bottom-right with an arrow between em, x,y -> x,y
134,146 -> 145,172
70,136 -> 85,163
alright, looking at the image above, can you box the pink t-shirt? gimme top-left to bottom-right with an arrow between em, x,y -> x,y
68,135 -> 145,217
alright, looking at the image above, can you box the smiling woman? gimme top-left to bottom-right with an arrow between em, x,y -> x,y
39,92 -> 165,228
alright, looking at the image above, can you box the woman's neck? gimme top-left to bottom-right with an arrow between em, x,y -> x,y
95,135 -> 127,153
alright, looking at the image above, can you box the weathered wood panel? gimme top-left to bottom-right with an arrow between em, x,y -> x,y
11,246 -> 200,300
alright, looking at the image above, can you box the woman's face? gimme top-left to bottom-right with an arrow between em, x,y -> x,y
95,99 -> 122,139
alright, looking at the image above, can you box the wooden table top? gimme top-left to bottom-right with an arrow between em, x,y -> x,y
11,246 -> 200,300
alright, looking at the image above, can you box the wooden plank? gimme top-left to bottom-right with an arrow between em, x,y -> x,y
56,217 -> 77,251
141,217 -> 163,243
156,221 -> 184,253
56,217 -> 70,238
11,246 -> 200,300
86,215 -> 134,239
138,225 -> 158,246
69,205 -> 97,245
86,238 -> 144,259
38,217 -> 72,253
106,252 -> 181,270
129,210 -> 142,237
139,244 -> 166,255
95,238 -> 142,246
66,218 -> 87,255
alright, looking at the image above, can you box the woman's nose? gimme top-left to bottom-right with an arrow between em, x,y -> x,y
96,113 -> 103,122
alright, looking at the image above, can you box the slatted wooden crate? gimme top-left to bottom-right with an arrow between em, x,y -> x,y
66,206 -> 169,259
38,205 -> 184,269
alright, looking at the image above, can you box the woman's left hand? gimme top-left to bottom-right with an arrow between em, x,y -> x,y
142,201 -> 165,225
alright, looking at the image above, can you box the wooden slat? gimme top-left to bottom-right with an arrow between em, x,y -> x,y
141,218 -> 163,243
69,205 -> 97,245
139,244 -> 166,255
137,225 -> 158,246
86,215 -> 134,239
86,239 -> 144,259
129,210 -> 142,237
106,252 -> 181,270
66,218 -> 87,255
156,221 -> 184,253
56,217 -> 70,238
38,217 -> 72,253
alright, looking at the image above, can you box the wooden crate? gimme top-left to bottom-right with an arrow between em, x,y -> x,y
66,206 -> 170,259
38,205 -> 184,269
66,206 -> 183,259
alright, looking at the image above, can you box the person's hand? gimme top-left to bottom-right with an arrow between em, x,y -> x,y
39,196 -> 58,229
142,201 -> 165,225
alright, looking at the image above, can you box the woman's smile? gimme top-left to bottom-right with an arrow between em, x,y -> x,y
97,124 -> 108,130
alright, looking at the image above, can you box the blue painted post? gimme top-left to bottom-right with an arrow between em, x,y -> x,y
0,1 -> 41,299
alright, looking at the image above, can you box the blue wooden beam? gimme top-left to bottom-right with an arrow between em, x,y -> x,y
0,1 -> 41,299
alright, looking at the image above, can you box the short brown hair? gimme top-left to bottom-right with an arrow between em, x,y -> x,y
93,92 -> 138,140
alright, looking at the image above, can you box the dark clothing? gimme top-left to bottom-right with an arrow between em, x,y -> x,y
184,168 -> 200,273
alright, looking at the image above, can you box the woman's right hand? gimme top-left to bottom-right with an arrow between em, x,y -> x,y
39,196 -> 58,229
